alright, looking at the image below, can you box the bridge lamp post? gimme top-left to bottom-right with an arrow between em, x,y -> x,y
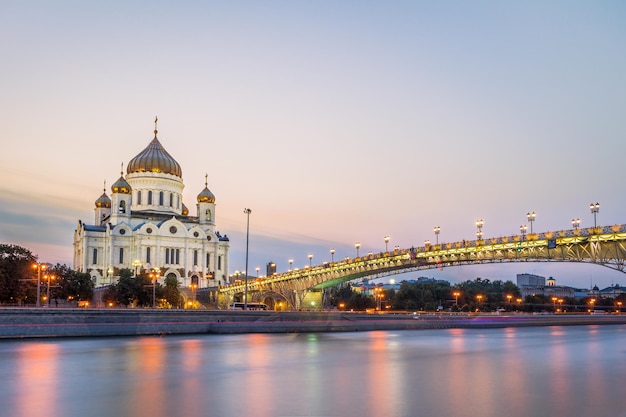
32,262 -> 46,308
424,240 -> 430,247
308,254 -> 313,268
330,248 -> 335,263
256,267 -> 260,278
475,219 -> 484,240
520,225 -> 527,240
288,258 -> 293,271
384,236 -> 390,252
527,211 -> 536,234
590,202 -> 600,229
433,226 -> 440,245
244,208 -> 252,310
571,218 -> 581,230
355,242 -> 361,258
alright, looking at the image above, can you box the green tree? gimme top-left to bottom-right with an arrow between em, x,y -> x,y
163,275 -> 182,308
0,244 -> 37,305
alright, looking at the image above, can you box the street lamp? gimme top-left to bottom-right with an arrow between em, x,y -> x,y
590,202 -> 600,229
355,242 -> 360,258
476,294 -> 483,311
150,267 -> 160,308
476,219 -> 484,240
45,273 -> 55,307
330,248 -> 335,263
32,262 -> 47,307
572,218 -> 581,229
288,258 -> 293,271
244,208 -> 252,310
527,211 -> 536,234
433,226 -> 440,245
424,240 -> 430,247
132,259 -> 142,276
189,283 -> 197,308
617,301 -> 623,314
520,224 -> 527,240
384,236 -> 390,252
453,291 -> 460,306
308,254 -> 313,268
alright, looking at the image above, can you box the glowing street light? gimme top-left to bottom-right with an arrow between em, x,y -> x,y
355,242 -> 361,258
150,267 -> 160,308
330,248 -> 335,263
433,226 -> 440,244
527,211 -> 536,234
244,208 -> 252,310
132,259 -> 142,276
32,262 -> 47,308
45,273 -> 56,307
453,291 -> 460,305
590,202 -> 600,229
384,236 -> 390,252
571,218 -> 581,229
476,219 -> 484,240
308,254 -> 313,268
288,258 -> 293,271
520,224 -> 527,240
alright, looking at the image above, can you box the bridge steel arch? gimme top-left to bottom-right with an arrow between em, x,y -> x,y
219,225 -> 626,309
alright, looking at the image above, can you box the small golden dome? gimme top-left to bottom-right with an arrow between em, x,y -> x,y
197,187 -> 215,203
181,203 -> 189,216
95,191 -> 111,208
197,174 -> 215,203
111,175 -> 132,194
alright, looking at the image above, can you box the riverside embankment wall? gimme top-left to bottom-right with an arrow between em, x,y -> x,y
1,308 -> 625,339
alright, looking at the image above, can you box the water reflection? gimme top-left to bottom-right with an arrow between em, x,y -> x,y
1,325 -> 624,417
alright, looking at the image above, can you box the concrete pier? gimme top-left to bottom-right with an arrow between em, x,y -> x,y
1,308 -> 625,339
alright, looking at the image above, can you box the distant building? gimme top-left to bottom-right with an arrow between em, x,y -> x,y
73,120 -> 230,288
516,274 -> 575,299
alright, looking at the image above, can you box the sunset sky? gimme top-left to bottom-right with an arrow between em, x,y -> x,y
1,1 -> 625,289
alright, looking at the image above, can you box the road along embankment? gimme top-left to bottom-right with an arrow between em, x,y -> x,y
1,308 -> 625,339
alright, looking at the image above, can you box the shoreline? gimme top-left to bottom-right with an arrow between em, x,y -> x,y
1,308 -> 625,339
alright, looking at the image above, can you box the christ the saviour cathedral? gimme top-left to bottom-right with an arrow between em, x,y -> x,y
73,120 -> 230,288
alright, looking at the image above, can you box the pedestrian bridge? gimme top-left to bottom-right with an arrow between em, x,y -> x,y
219,224 -> 626,309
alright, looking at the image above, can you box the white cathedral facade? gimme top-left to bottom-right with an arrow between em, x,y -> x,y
73,121 -> 230,288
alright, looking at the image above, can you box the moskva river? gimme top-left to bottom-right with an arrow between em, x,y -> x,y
1,325 -> 625,417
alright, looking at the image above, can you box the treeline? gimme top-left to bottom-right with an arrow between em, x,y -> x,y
0,244 -> 94,305
328,277 -> 624,313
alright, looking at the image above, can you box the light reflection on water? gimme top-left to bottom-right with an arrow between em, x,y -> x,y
1,325 -> 625,417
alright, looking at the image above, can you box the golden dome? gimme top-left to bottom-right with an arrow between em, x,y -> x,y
197,186 -> 216,203
111,175 -> 132,194
197,174 -> 216,203
181,203 -> 189,216
127,136 -> 182,178
95,190 -> 111,208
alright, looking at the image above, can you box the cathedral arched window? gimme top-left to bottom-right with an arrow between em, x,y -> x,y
206,209 -> 211,221
119,247 -> 124,264
92,248 -> 97,265
169,193 -> 173,207
137,191 -> 142,205
165,248 -> 170,264
193,250 -> 198,266
159,191 -> 164,205
119,200 -> 126,213
146,247 -> 151,264
148,191 -> 153,205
